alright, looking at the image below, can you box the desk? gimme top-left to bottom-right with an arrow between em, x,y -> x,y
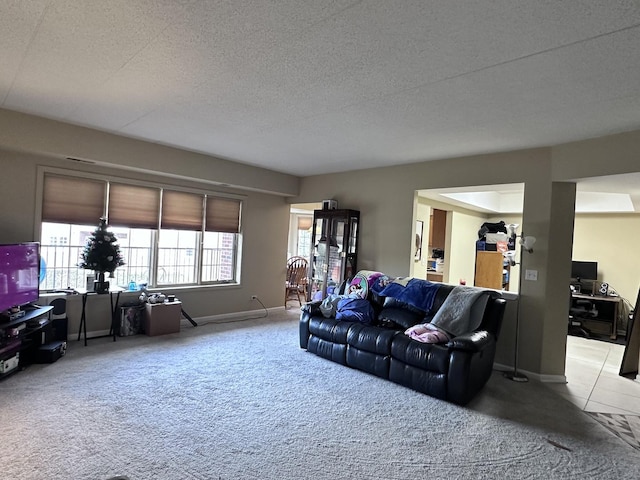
76,287 -> 124,346
571,293 -> 622,339
427,270 -> 443,282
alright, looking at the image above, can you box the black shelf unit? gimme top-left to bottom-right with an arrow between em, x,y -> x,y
1,306 -> 53,329
1,305 -> 54,378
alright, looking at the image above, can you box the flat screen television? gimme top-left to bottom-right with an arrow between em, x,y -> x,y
571,260 -> 598,281
0,242 -> 40,314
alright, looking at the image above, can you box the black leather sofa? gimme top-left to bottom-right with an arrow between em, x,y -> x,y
299,281 -> 506,405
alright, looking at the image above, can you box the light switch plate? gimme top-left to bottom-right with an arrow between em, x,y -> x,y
525,269 -> 538,281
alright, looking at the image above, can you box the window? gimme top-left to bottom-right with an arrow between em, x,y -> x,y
157,229 -> 198,285
108,226 -> 155,288
296,215 -> 313,258
40,173 -> 241,291
202,231 -> 237,282
40,222 -> 154,291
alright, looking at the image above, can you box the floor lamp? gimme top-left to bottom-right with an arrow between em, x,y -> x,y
503,230 -> 536,383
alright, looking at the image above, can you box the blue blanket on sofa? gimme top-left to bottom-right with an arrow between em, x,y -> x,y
371,277 -> 441,313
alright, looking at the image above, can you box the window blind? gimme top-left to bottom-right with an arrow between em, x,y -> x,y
108,183 -> 160,229
42,174 -> 240,234
161,190 -> 204,230
42,174 -> 106,225
205,196 -> 241,233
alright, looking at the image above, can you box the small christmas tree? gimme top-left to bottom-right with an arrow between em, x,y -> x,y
79,217 -> 125,292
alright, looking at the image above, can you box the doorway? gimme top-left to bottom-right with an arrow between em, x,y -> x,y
288,203 -> 318,260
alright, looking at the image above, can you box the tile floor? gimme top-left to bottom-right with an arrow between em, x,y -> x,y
546,335 -> 640,414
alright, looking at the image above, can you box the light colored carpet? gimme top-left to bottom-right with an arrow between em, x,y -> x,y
2,309 -> 640,480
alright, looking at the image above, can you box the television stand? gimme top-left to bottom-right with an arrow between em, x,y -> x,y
0,305 -> 54,379
4,310 -> 26,322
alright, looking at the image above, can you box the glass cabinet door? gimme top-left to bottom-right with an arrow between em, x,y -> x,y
309,216 -> 327,301
348,216 -> 358,253
326,217 -> 345,293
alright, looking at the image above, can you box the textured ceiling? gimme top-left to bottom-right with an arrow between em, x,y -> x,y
2,1 -> 640,179
419,177 -> 640,214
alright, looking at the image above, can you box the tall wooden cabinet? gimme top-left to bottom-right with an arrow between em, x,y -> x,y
307,209 -> 360,301
429,209 -> 447,252
474,251 -> 509,290
426,208 -> 447,282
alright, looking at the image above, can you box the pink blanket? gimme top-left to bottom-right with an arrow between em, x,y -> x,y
404,323 -> 450,344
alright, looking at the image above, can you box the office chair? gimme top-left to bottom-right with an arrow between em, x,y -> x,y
568,288 -> 596,338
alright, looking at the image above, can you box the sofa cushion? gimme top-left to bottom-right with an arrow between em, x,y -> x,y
377,307 -> 424,330
336,297 -> 375,324
382,297 -> 426,315
346,324 -> 397,355
391,334 -> 450,374
389,359 -> 448,400
309,317 -> 353,343
346,324 -> 397,379
307,336 -> 349,365
307,317 -> 354,365
371,277 -> 441,312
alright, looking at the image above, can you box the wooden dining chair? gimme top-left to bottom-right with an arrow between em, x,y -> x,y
285,256 -> 308,308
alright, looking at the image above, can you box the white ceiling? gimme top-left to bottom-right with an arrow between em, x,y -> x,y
294,179 -> 640,214
2,2 -> 640,190
419,173 -> 640,214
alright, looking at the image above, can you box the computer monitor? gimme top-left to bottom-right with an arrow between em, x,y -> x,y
571,260 -> 598,281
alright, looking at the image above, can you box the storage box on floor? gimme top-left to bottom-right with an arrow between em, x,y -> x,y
144,301 -> 182,336
119,304 -> 145,336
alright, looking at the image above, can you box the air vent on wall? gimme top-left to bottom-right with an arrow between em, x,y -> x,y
65,157 -> 96,164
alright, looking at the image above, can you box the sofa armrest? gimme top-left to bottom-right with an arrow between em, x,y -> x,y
299,301 -> 323,349
301,300 -> 323,317
447,330 -> 494,353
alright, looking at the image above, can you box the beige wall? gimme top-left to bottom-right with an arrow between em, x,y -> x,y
0,108 -> 298,197
297,150 -> 557,375
552,130 -> 640,180
447,209 -> 487,286
481,210 -> 640,307
0,108 -> 299,338
296,134 -> 640,380
573,214 -> 640,306
0,147 -> 291,336
298,148 -> 548,275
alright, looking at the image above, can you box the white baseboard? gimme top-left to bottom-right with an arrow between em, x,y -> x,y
181,306 -> 283,326
493,362 -> 567,384
65,307 -> 285,342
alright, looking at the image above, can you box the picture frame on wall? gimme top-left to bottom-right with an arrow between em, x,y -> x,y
415,220 -> 423,261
